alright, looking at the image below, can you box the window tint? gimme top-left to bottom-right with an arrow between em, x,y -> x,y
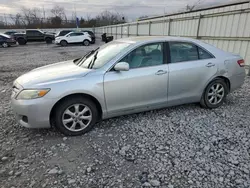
169,42 -> 214,63
61,31 -> 71,35
170,42 -> 198,63
198,47 -> 213,59
69,33 -> 78,36
75,33 -> 83,36
120,43 -> 163,69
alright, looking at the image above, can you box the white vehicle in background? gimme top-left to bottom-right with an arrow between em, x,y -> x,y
55,32 -> 92,47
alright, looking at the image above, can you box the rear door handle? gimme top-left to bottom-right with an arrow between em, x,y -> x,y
155,70 -> 168,75
206,63 -> 215,67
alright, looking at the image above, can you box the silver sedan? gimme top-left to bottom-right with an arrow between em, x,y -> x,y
11,36 -> 246,136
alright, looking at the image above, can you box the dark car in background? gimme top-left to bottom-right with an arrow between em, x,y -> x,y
0,33 -> 17,48
13,29 -> 55,45
4,30 -> 18,36
55,30 -> 73,38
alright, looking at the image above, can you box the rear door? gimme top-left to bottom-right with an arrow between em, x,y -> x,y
75,33 -> 85,43
26,30 -> 44,41
67,33 -> 78,43
167,41 -> 218,105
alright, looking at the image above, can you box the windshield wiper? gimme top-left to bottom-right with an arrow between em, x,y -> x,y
77,47 -> 100,66
88,51 -> 98,69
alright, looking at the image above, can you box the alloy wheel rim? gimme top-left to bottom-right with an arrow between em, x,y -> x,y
2,43 -> 8,48
62,104 -> 92,132
207,83 -> 225,105
84,41 -> 89,46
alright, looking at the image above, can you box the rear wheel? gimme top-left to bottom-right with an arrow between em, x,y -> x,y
54,97 -> 98,136
60,40 -> 68,47
17,38 -> 26,45
45,38 -> 52,44
201,79 -> 228,109
83,40 -> 90,46
2,42 -> 8,48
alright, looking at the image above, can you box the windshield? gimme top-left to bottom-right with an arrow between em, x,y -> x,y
77,41 -> 131,69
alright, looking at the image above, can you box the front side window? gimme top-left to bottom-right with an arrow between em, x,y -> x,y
169,42 -> 214,63
120,43 -> 163,69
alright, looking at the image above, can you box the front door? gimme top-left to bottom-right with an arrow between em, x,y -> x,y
167,41 -> 218,105
104,42 -> 169,115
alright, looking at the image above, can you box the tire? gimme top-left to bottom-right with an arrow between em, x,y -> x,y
17,38 -> 26,45
54,96 -> 98,136
83,40 -> 90,46
60,40 -> 68,47
45,38 -> 52,44
200,79 -> 228,109
2,42 -> 8,48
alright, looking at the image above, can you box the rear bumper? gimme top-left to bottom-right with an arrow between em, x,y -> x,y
11,97 -> 56,129
229,72 -> 246,92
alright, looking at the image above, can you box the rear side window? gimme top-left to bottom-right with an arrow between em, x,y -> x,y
198,47 -> 214,59
121,42 -> 164,69
169,42 -> 214,63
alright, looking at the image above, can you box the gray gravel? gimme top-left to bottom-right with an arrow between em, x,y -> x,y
1,41 -> 250,188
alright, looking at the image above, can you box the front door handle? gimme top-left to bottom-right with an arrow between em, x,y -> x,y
206,63 -> 215,67
155,70 -> 168,75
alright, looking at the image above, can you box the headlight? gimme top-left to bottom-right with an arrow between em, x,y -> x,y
16,89 -> 50,100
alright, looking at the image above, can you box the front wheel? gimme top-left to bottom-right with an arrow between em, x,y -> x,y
201,79 -> 228,109
54,97 -> 98,136
2,42 -> 8,48
17,38 -> 26,45
60,40 -> 68,47
83,40 -> 90,46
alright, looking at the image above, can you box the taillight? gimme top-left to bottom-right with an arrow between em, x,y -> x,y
237,59 -> 245,67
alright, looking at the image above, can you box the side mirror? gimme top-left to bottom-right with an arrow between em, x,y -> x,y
114,62 -> 129,71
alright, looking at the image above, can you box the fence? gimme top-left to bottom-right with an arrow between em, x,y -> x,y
95,1 -> 250,67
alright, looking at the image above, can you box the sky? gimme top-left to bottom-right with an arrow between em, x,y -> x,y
0,0 -> 243,21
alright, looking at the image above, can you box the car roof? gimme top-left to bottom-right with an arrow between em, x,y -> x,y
116,36 -> 200,43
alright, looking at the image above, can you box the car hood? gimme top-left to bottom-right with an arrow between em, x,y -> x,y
16,60 -> 92,88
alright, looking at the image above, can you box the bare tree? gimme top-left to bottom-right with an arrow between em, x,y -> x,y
20,7 -> 42,27
186,0 -> 203,11
95,10 -> 126,26
51,5 -> 67,20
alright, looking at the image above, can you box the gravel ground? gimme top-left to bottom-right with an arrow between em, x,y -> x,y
0,41 -> 250,188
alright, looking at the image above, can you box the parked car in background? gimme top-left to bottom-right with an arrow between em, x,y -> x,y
55,32 -> 92,46
0,33 -> 17,48
82,30 -> 95,44
55,30 -> 73,38
4,30 -> 17,36
11,36 -> 246,136
13,29 -> 55,45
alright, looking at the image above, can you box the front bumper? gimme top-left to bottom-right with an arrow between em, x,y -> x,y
7,41 -> 17,46
11,97 -> 56,129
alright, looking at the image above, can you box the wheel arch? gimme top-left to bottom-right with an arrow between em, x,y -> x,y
50,93 -> 103,127
203,75 -> 231,95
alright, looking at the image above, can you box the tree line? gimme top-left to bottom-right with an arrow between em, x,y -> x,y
0,5 -> 126,29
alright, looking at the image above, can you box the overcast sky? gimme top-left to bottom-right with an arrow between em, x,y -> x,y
0,0 -> 242,20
